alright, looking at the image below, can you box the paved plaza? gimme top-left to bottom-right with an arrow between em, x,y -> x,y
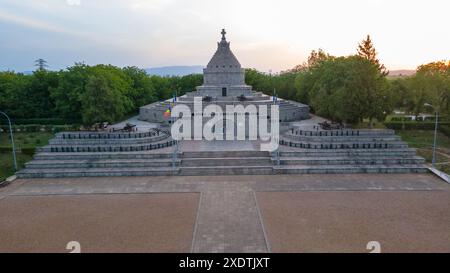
1,173 -> 449,252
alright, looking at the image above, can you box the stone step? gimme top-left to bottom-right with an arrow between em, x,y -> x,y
290,129 -> 395,136
282,136 -> 406,145
181,157 -> 272,167
49,134 -> 168,145
274,156 -> 425,165
278,148 -> 417,157
56,131 -> 160,140
38,139 -> 176,153
273,164 -> 429,174
16,167 -> 179,178
179,166 -> 274,176
280,139 -> 409,149
33,151 -> 175,160
284,134 -> 401,142
182,150 -> 270,158
25,159 -> 180,169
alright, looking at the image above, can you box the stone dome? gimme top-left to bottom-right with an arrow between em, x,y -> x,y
202,29 -> 246,87
206,29 -> 242,70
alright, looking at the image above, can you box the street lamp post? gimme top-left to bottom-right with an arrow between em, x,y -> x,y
432,110 -> 438,167
0,111 -> 18,171
424,103 -> 438,167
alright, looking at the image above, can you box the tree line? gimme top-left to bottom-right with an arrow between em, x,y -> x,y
0,64 -> 202,125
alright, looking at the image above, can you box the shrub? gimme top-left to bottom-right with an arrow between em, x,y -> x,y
390,117 -> 412,122
52,125 -> 74,133
12,118 -> 82,125
440,125 -> 450,137
384,121 -> 450,130
21,147 -> 36,156
1,124 -> 79,133
0,147 -> 12,153
26,125 -> 41,132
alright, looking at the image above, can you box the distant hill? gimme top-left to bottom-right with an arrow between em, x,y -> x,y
145,65 -> 204,77
388,69 -> 416,78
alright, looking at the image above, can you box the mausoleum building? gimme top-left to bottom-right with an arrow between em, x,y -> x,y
138,29 -> 310,123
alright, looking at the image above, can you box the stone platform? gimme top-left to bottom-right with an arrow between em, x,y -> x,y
17,125 -> 428,178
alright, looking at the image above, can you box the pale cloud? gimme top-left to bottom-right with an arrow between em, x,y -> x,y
66,0 -> 81,6
0,10 -> 80,36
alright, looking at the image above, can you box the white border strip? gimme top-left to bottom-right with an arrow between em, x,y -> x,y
253,191 -> 271,253
190,191 -> 203,253
428,167 -> 450,184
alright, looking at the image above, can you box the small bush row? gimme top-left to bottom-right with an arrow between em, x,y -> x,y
11,118 -> 81,125
0,147 -> 36,155
440,125 -> 450,137
384,121 -> 450,130
390,116 -> 436,122
0,124 -> 80,133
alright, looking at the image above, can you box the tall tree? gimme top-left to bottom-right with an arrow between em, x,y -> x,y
50,63 -> 90,121
80,74 -> 131,125
411,60 -> 450,116
122,66 -> 157,107
357,35 -> 388,76
35,59 -> 48,71
304,56 -> 392,125
291,49 -> 332,72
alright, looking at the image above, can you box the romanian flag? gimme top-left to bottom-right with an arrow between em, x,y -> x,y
163,108 -> 171,118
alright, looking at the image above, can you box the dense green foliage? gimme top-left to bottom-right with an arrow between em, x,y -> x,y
0,64 -> 203,125
297,56 -> 391,124
0,124 -> 77,133
389,61 -> 450,118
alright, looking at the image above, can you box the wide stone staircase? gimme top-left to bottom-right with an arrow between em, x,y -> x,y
17,130 -> 180,178
16,127 -> 429,178
273,128 -> 428,174
179,151 -> 273,175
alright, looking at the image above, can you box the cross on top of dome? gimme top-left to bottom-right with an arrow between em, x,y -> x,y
221,29 -> 227,41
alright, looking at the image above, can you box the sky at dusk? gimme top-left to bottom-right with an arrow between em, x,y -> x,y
0,0 -> 449,72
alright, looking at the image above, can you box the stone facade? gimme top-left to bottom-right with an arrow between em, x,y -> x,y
196,29 -> 253,97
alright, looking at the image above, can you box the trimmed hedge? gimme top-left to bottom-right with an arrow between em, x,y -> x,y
390,116 -> 436,122
0,124 -> 79,133
384,121 -> 450,130
0,147 -> 12,153
440,125 -> 450,137
21,147 -> 36,156
0,147 -> 36,155
11,118 -> 81,125
390,117 -> 412,122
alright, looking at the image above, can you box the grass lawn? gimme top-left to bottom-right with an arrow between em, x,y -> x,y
397,130 -> 450,174
0,153 -> 34,182
396,130 -> 450,149
0,132 -> 54,182
0,132 -> 54,148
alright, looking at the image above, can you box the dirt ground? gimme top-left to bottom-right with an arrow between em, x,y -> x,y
1,173 -> 449,253
257,191 -> 450,253
0,193 -> 199,253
